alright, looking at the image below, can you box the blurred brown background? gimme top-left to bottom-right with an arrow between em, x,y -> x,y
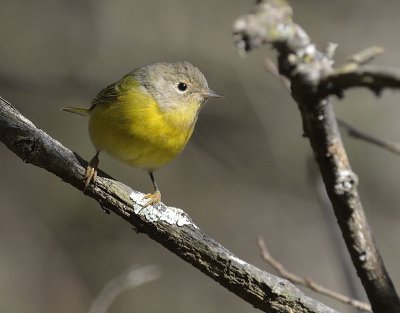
1,1 -> 400,312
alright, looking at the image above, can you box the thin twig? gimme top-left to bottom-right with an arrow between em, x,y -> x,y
346,47 -> 384,65
257,237 -> 372,312
88,265 -> 161,313
265,55 -> 400,156
264,57 -> 291,91
338,118 -> 400,155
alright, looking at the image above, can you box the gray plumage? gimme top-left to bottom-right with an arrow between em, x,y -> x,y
91,61 -> 220,111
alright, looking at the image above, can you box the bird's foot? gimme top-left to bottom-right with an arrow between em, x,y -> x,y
84,153 -> 99,190
84,165 -> 97,190
143,190 -> 162,207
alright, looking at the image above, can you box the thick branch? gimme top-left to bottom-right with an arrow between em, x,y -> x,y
233,1 -> 400,312
321,65 -> 400,97
0,97 -> 337,313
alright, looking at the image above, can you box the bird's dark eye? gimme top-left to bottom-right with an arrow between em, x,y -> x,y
177,82 -> 187,92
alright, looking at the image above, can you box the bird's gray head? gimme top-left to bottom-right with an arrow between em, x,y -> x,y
131,61 -> 221,110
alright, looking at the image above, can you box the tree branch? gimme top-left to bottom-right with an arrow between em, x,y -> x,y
233,1 -> 400,312
88,265 -> 161,313
321,65 -> 400,97
345,47 -> 383,65
0,97 -> 338,313
338,118 -> 400,156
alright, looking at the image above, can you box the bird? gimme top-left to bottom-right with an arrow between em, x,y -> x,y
63,61 -> 222,206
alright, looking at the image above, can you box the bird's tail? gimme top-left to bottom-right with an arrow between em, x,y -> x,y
61,107 -> 90,117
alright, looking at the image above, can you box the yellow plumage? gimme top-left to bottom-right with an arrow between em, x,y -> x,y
88,78 -> 199,170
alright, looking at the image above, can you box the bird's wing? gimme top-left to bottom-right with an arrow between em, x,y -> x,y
90,82 -> 119,110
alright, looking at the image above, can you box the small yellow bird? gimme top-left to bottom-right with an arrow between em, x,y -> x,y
63,61 -> 221,205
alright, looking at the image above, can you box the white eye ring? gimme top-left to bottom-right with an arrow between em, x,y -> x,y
177,82 -> 188,92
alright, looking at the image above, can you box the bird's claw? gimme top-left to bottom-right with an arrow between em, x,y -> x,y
143,190 -> 162,207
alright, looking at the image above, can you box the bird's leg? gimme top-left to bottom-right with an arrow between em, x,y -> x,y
84,151 -> 100,190
143,171 -> 162,206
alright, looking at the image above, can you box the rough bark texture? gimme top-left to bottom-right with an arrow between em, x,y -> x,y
0,96 -> 338,313
233,1 -> 400,312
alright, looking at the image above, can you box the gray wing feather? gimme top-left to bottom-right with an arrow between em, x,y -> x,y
90,82 -> 119,110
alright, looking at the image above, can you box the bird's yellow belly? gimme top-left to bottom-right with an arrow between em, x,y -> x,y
88,93 -> 198,170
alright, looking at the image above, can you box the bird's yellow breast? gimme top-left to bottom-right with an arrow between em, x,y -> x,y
88,82 -> 200,170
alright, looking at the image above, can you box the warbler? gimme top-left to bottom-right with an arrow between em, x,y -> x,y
63,61 -> 222,206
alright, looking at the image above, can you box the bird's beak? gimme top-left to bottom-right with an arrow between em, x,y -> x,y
203,89 -> 224,99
